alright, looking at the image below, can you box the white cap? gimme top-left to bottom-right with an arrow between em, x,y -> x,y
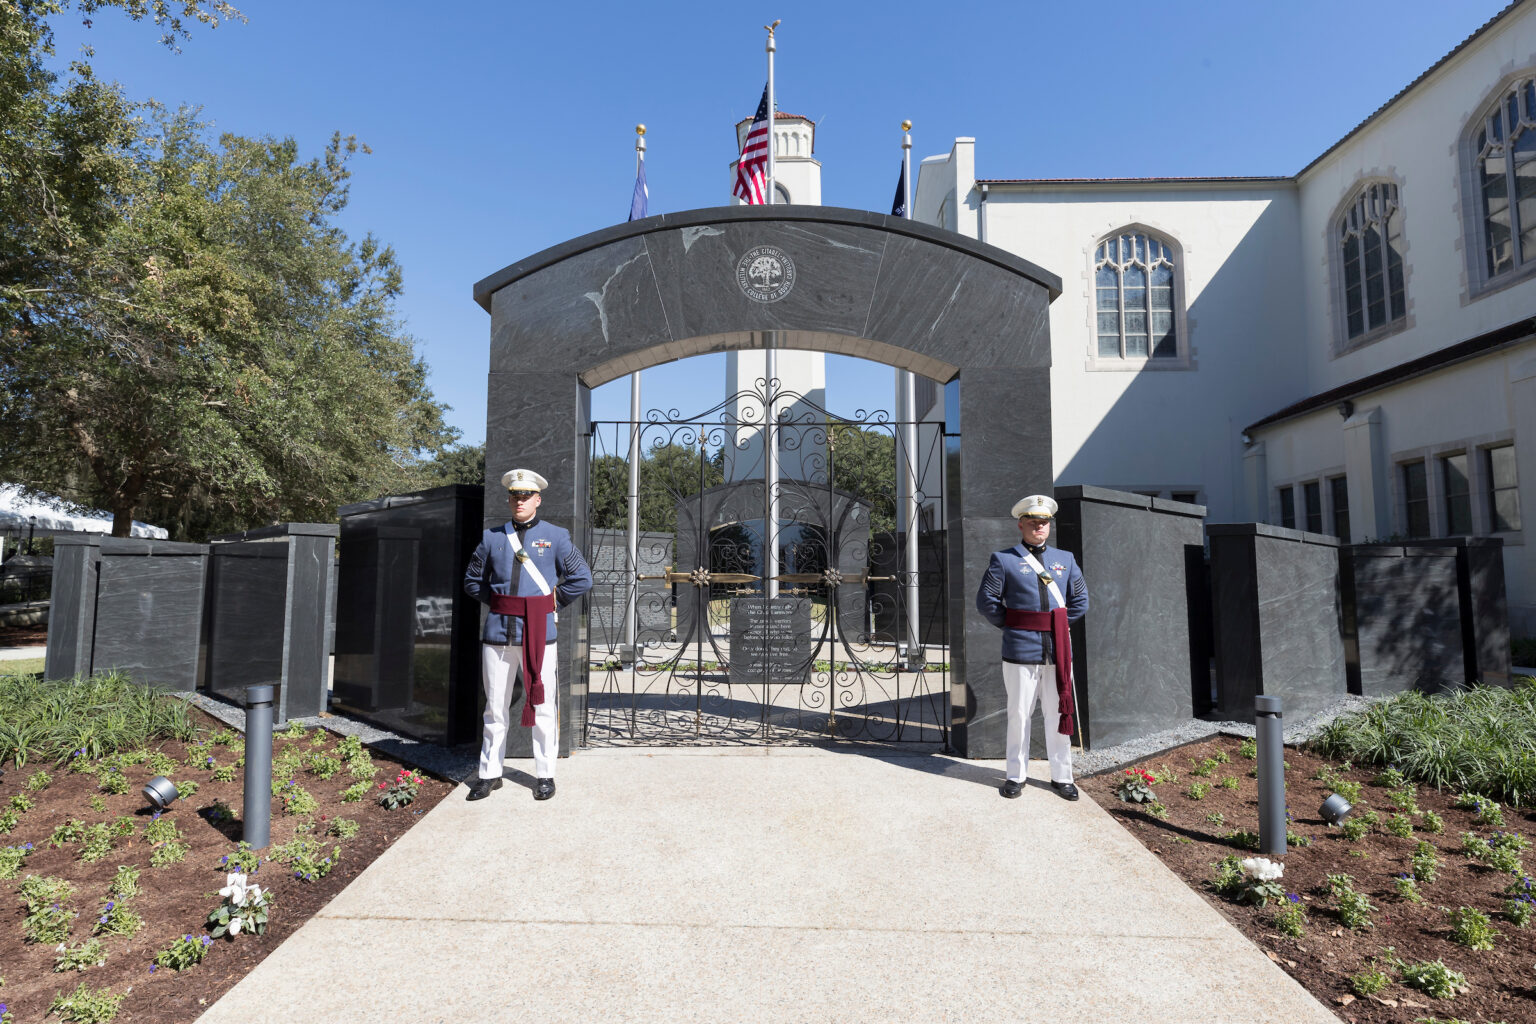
500,468 -> 548,492
1010,494 -> 1057,519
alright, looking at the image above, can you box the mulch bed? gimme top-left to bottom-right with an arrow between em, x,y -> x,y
1081,734 -> 1536,1024
0,709 -> 451,1023
0,624 -> 47,648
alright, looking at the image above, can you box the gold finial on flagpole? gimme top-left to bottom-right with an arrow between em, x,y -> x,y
901,119 -> 912,131
635,124 -> 646,136
765,18 -> 780,36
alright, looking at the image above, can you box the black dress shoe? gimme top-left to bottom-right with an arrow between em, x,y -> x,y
465,778 -> 502,801
534,778 -> 556,801
1051,780 -> 1080,801
999,779 -> 1024,799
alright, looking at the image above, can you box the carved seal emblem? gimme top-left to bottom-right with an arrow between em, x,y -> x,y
736,245 -> 796,303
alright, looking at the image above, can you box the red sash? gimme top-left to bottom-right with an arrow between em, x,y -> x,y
489,593 -> 557,727
1004,607 -> 1075,736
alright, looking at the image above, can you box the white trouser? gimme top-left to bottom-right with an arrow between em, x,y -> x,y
1002,660 -> 1073,785
480,641 -> 558,780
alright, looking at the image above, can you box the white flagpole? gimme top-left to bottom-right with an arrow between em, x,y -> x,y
625,125 -> 645,660
764,19 -> 780,601
899,120 -> 920,669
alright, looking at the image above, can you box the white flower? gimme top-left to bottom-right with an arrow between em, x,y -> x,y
228,916 -> 243,936
1239,857 -> 1284,881
218,872 -> 249,906
246,884 -> 263,905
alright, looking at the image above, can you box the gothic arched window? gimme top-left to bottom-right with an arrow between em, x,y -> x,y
1338,182 -> 1406,339
1470,74 -> 1536,284
1094,231 -> 1178,360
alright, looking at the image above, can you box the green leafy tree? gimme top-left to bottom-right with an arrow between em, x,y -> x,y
2,103 -> 454,537
422,443 -> 485,488
588,444 -> 724,533
829,421 -> 897,536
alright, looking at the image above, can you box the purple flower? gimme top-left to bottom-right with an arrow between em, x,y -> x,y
99,915 -> 109,924
200,935 -> 212,946
104,901 -> 114,910
149,965 -> 156,973
1286,893 -> 1301,903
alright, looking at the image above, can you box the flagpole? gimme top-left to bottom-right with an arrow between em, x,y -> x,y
898,120 -> 921,669
763,19 -> 780,602
625,125 -> 645,662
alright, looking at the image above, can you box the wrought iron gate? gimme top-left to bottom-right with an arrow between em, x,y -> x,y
582,380 -> 951,747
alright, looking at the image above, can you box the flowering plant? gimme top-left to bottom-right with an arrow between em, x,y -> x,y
1116,769 -> 1157,804
1236,857 -> 1287,906
207,872 -> 270,938
154,933 -> 213,970
378,768 -> 423,810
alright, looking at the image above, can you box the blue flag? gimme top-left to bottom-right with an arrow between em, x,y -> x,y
628,154 -> 648,221
890,159 -> 907,218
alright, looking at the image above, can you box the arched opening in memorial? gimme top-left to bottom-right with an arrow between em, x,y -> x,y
580,350 -> 950,746
474,206 -> 1061,759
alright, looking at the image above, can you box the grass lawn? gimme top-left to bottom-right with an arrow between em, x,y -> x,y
1,657 -> 44,677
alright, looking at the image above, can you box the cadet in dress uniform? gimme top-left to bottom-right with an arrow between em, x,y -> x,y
462,469 -> 593,802
974,495 -> 1090,801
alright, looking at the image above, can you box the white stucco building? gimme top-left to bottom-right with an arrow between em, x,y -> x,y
913,1 -> 1536,634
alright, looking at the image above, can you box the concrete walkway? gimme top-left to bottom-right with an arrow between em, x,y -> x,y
0,644 -> 44,661
197,748 -> 1334,1024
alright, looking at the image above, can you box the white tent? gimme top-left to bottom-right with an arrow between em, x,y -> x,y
0,484 -> 168,539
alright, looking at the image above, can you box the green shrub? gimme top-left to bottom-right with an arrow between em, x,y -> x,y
340,780 -> 371,803
1271,896 -> 1306,937
145,751 -> 178,776
278,782 -> 318,816
327,818 -> 360,840
1385,814 -> 1414,838
1448,906 -> 1498,949
49,819 -> 85,847
27,769 -> 52,791
1185,782 -> 1210,801
1218,776 -> 1240,790
271,836 -> 339,882
1421,810 -> 1446,834
1225,829 -> 1260,851
76,824 -> 114,863
0,808 -> 17,833
149,841 -> 187,868
176,779 -> 199,800
1238,737 -> 1257,760
108,865 -> 140,899
1340,816 -> 1372,841
47,982 -> 124,1023
1395,874 -> 1423,902
304,753 -> 342,780
9,793 -> 32,812
1398,959 -> 1469,999
153,933 -> 212,971
1326,873 -> 1376,930
0,842 -> 33,879
1503,896 -> 1535,927
212,762 -> 237,783
1211,856 -> 1245,897
1413,840 -> 1442,882
1348,968 -> 1391,996
93,898 -> 142,938
1387,786 -> 1420,813
54,938 -> 105,972
1376,766 -> 1407,788
96,769 -> 128,796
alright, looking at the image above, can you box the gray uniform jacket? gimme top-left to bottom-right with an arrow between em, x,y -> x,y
974,542 -> 1089,663
463,518 -> 593,645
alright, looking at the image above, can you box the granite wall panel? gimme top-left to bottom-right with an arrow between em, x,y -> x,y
335,487 -> 484,746
1209,524 -> 1346,723
1054,487 -> 1206,751
90,539 -> 210,692
43,535 -> 100,681
1344,545 -> 1467,696
1400,538 -> 1511,686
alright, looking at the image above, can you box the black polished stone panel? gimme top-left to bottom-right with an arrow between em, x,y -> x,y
205,524 -> 338,724
1343,545 -> 1464,696
335,486 -> 484,746
865,235 -> 1054,371
952,515 -> 1027,759
1056,487 -> 1206,751
1208,523 -> 1346,723
956,369 -> 1053,516
91,539 -> 210,692
44,535 -> 101,681
205,542 -> 286,705
644,220 -> 885,343
484,371 -> 584,529
489,234 -> 672,377
1401,538 -> 1511,686
333,527 -> 419,713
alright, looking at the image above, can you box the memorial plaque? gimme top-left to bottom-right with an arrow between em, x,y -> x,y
729,597 -> 813,684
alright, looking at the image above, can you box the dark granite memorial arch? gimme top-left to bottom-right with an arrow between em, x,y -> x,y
473,205 -> 1061,759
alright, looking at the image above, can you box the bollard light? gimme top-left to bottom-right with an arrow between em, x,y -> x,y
1320,793 -> 1353,826
143,776 -> 179,810
1254,695 -> 1287,857
243,684 -> 275,851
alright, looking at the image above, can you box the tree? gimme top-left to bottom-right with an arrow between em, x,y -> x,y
830,421 -> 897,536
588,443 -> 724,533
0,102 -> 455,538
421,443 -> 485,488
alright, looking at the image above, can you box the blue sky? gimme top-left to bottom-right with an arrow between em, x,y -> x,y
43,0 -> 1511,445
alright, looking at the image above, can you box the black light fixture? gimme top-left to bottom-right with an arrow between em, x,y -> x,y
1338,399 -> 1355,418
1320,792 -> 1352,825
143,776 -> 179,811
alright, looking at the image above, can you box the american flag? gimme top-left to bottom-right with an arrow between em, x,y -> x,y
732,85 -> 771,205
